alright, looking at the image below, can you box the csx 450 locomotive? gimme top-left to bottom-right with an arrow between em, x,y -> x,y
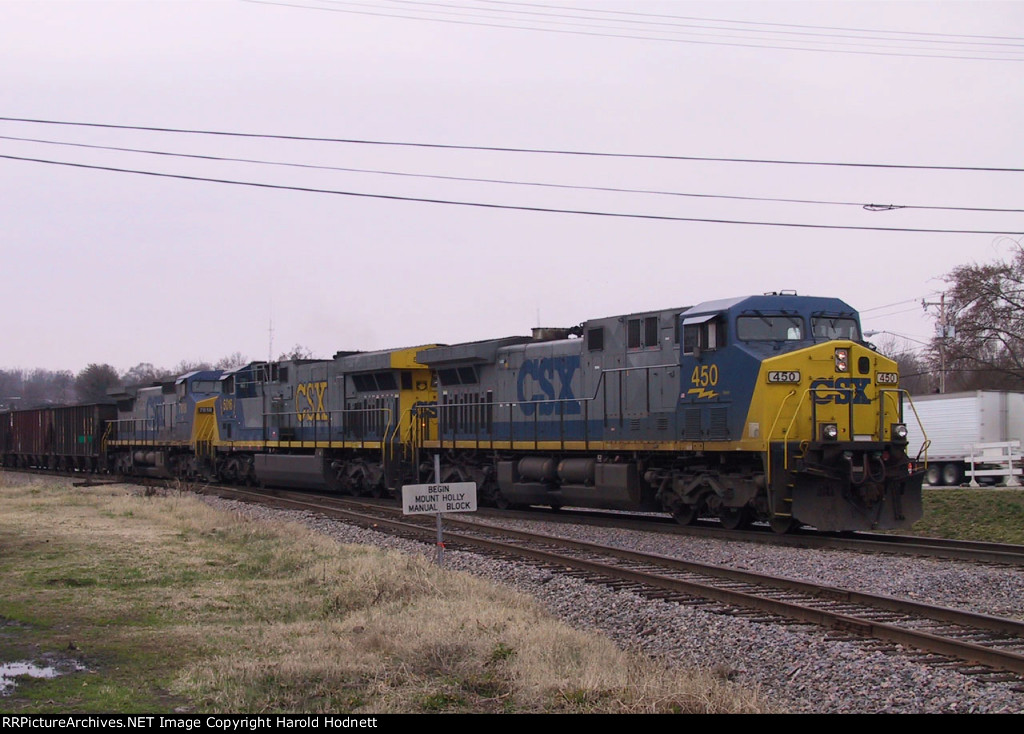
0,293 -> 925,533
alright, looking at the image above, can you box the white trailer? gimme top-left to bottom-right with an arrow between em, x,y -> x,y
906,390 -> 1024,486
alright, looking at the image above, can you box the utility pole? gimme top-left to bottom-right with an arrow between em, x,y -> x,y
923,293 -> 949,394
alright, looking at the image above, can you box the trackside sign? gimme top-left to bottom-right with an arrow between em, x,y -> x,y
401,482 -> 478,515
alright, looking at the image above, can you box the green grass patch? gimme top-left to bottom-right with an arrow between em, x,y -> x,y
912,488 -> 1024,544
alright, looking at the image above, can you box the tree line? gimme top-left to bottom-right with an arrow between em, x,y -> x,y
0,345 -> 312,409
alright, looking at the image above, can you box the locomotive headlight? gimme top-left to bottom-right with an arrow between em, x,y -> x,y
834,348 -> 850,373
892,423 -> 909,440
820,423 -> 839,441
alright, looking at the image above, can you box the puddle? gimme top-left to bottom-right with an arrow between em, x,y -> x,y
0,659 -> 86,695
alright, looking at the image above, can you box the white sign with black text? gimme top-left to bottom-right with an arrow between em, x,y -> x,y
401,482 -> 478,515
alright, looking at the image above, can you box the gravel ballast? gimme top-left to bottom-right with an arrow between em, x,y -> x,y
202,496 -> 1024,714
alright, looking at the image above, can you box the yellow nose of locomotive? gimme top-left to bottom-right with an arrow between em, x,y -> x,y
753,340 -> 921,532
757,340 -> 905,447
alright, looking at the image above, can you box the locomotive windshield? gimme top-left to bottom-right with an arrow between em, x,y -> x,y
736,314 -> 804,341
811,316 -> 860,341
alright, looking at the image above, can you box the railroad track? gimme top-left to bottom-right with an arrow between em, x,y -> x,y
467,504 -> 1024,565
201,484 -> 1024,684
12,466 -> 1024,564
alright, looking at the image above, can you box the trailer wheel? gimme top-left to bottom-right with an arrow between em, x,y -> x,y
941,462 -> 964,487
925,464 -> 943,486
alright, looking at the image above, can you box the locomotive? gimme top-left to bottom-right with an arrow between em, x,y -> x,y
0,293 -> 925,533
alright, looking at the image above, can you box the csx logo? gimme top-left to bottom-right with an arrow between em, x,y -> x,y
296,381 -> 328,421
810,377 -> 870,405
516,356 -> 580,416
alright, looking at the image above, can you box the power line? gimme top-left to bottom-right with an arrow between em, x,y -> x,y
406,0 -> 1024,53
3,133 -> 1021,214
863,305 -> 930,320
860,297 -> 929,313
2,151 -> 1021,235
1,116 -> 1021,173
480,0 -> 1024,44
245,0 -> 1024,61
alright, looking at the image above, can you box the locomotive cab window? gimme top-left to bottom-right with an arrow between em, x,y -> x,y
352,372 -> 399,392
437,366 -> 478,387
683,314 -> 726,355
736,315 -> 804,341
811,316 -> 860,341
191,381 -> 220,394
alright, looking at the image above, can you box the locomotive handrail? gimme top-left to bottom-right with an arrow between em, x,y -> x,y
778,385 -> 857,470
599,362 -> 682,375
883,388 -> 930,466
108,417 -> 159,443
416,361 -> 682,451
261,405 -> 394,457
764,388 -> 799,481
773,385 -> 925,472
100,421 -> 115,456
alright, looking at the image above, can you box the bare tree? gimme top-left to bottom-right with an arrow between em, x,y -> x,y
121,362 -> 174,386
870,335 -> 935,395
173,359 -> 213,375
0,368 -> 77,407
214,352 -> 249,370
75,363 -> 121,403
931,244 -> 1024,391
278,344 -> 314,361
0,370 -> 22,409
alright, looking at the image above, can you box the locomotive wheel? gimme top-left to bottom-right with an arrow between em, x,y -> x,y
345,467 -> 366,496
770,515 -> 794,534
670,504 -> 697,526
719,506 -> 751,530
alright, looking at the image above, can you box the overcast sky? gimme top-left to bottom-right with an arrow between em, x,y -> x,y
2,0 -> 1022,374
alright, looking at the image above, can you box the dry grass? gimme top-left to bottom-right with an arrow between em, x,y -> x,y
0,473 -> 768,713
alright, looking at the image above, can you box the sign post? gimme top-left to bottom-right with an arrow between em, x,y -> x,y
434,455 -> 442,566
401,455 -> 478,567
